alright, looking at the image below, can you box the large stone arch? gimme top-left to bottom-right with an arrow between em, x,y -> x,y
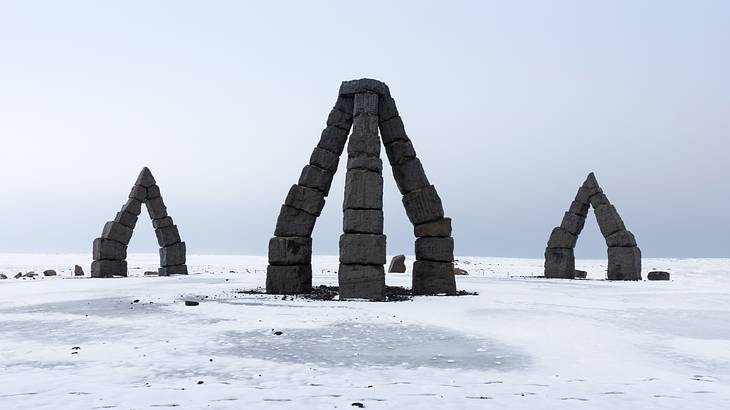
267,79 -> 456,298
91,167 -> 187,277
544,172 -> 641,280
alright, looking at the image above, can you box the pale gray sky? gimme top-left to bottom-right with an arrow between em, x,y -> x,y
0,1 -> 728,257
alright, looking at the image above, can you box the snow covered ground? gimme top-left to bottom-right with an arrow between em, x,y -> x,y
0,253 -> 728,409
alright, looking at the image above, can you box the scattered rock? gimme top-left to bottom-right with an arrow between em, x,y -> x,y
143,271 -> 158,276
647,271 -> 670,281
352,403 -> 365,408
43,270 -> 57,277
0,274 -> 7,279
273,331 -> 283,336
574,270 -> 587,279
454,267 -> 468,275
197,380 -> 204,385
24,272 -> 37,278
74,265 -> 85,276
14,272 -> 22,279
184,300 -> 199,306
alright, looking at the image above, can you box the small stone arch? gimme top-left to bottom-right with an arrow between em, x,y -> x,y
544,172 -> 641,280
91,167 -> 187,277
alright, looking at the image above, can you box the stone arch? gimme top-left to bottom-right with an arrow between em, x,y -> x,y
267,79 -> 456,298
91,167 -> 187,277
544,172 -> 641,280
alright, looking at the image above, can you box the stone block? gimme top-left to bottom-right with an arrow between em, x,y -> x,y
388,255 -> 406,273
274,205 -> 317,237
339,78 -> 390,97
412,261 -> 457,295
160,242 -> 186,267
129,185 -> 146,202
101,221 -> 133,245
309,147 -> 340,172
568,200 -> 590,217
384,140 -> 416,166
605,230 -> 637,247
607,246 -> 642,280
135,167 -> 156,187
93,237 -> 127,261
152,216 -> 174,229
547,227 -> 577,248
121,198 -> 142,216
353,92 -> 378,116
589,192 -> 610,208
326,107 -> 352,131
268,236 -> 312,265
146,184 -> 161,199
333,95 -> 354,115
348,116 -> 381,157
594,204 -> 626,238
114,211 -> 138,229
402,185 -> 444,225
284,184 -> 326,216
347,156 -> 382,172
560,212 -> 586,236
544,247 -> 575,279
158,264 -> 188,276
343,209 -> 383,234
379,116 -> 409,145
378,96 -> 399,122
339,234 -> 386,265
146,196 -> 168,220
574,269 -> 587,279
392,158 -> 430,195
343,170 -> 383,210
338,264 -> 385,300
298,165 -> 335,196
155,225 -> 181,247
266,264 -> 312,294
91,260 -> 128,278
415,237 -> 454,262
414,218 -> 452,237
648,271 -> 670,280
575,185 -> 603,204
317,125 -> 349,156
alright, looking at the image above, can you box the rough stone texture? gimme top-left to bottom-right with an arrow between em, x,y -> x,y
101,221 -> 133,245
547,227 -> 578,248
93,237 -> 127,260
589,192 -> 610,208
568,200 -> 590,217
402,185 -> 444,225
333,95 -> 354,115
152,216 -> 174,229
158,264 -> 188,276
378,96 -> 399,122
379,116 -> 409,146
343,170 -> 383,210
121,198 -> 142,216
274,205 -> 316,237
339,78 -> 390,97
415,237 -> 454,262
343,209 -> 383,234
607,246 -> 642,280
155,225 -> 181,247
605,230 -> 637,247
298,165 -> 334,196
414,218 -> 452,238
129,185 -> 146,202
544,247 -> 576,279
412,261 -> 457,295
43,270 -> 57,276
454,267 -> 468,275
146,196 -> 168,220
339,234 -> 386,265
575,185 -> 603,204
338,264 -> 385,300
284,184 -> 326,216
560,212 -> 586,236
309,147 -> 340,172
146,184 -> 161,199
91,260 -> 128,278
388,255 -> 406,273
384,140 -> 416,166
74,265 -> 84,276
326,107 -> 353,130
648,271 -> 670,280
135,167 -> 156,187
317,125 -> 350,156
348,118 -> 380,157
266,264 -> 312,294
392,158 -> 430,195
114,211 -> 138,229
347,156 -> 382,173
595,204 -> 626,238
353,92 -> 378,116
160,242 -> 186,267
574,269 -> 587,279
268,236 -> 312,266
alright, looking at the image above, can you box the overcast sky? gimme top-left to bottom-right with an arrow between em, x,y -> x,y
0,1 -> 728,258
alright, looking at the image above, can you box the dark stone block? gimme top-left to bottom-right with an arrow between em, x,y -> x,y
574,269 -> 587,279
91,260 -> 128,278
384,140 -> 416,166
378,96 -> 399,122
647,271 -> 670,280
353,92 -> 378,116
392,158 -> 430,195
568,200 -> 590,217
338,264 -> 385,300
589,192 -> 610,208
339,234 -> 386,265
309,147 -> 340,172
114,211 -> 138,229
268,236 -> 312,265
155,225 -> 181,247
594,204 -> 626,238
135,167 -> 156,187
317,125 -> 350,156
146,184 -> 161,199
379,116 -> 409,145
298,165 -> 335,196
388,255 -> 406,273
415,237 -> 454,262
605,230 -> 637,247
129,185 -> 146,202
121,198 -> 142,217
347,156 -> 382,172
343,209 -> 383,234
274,205 -> 317,237
284,184 -> 326,216
560,212 -> 586,236
333,95 -> 354,115
152,216 -> 174,229
544,247 -> 575,279
160,242 -> 186,267
339,78 -> 390,97
414,218 -> 452,238
158,264 -> 188,276
348,116 -> 381,157
93,237 -> 127,261
547,227 -> 577,248
402,185 -> 444,225
607,246 -> 642,280
266,264 -> 312,294
101,221 -> 133,245
146,196 -> 168,220
412,260 -> 457,295
343,170 -> 383,210
326,107 -> 353,131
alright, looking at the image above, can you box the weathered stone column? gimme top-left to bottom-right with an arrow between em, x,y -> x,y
338,91 -> 386,300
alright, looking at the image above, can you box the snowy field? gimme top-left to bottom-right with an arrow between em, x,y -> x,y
0,253 -> 728,409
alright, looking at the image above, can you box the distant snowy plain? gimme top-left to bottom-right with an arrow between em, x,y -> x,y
0,253 -> 728,409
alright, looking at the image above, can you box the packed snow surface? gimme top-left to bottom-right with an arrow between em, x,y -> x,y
0,253 -> 728,409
